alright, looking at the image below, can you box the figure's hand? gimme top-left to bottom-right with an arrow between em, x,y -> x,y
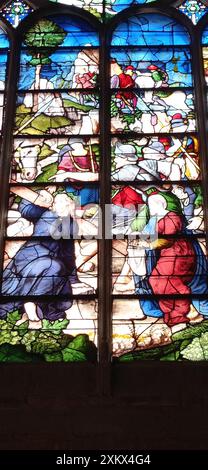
186,216 -> 203,231
34,190 -> 53,208
48,174 -> 66,182
137,240 -> 150,249
45,185 -> 57,195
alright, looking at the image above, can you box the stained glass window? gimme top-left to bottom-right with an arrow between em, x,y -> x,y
178,0 -> 208,24
50,0 -> 104,19
50,0 -> 158,21
202,23 -> 208,87
1,14 -> 100,362
106,0 -> 164,18
50,0 -> 208,23
1,0 -> 33,28
111,12 -> 208,361
0,27 -> 9,151
0,1 -> 208,365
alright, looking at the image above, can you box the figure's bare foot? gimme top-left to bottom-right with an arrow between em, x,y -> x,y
28,320 -> 42,330
24,302 -> 42,329
24,302 -> 41,322
187,306 -> 203,324
189,315 -> 204,325
15,313 -> 28,326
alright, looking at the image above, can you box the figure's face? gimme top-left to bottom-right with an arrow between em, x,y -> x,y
53,194 -> 74,217
172,186 -> 188,200
111,62 -> 122,76
71,143 -> 87,156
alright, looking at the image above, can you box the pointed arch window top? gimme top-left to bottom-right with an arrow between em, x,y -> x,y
49,0 -> 103,20
1,1 -> 33,28
0,25 -> 9,93
0,26 -> 9,48
111,13 -> 191,46
105,0 -> 161,18
49,0 -> 158,21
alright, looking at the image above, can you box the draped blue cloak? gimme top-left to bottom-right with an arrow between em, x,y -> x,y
0,199 -> 79,320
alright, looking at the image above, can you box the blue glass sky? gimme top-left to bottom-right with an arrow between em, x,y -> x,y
19,15 -> 99,89
202,25 -> 208,44
46,15 -> 99,47
0,28 -> 9,48
109,0 -> 157,14
19,49 -> 85,89
111,13 -> 191,46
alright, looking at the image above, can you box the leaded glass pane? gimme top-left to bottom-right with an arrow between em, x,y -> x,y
178,0 -> 208,25
111,13 -> 208,361
1,15 -> 100,362
1,0 -> 33,28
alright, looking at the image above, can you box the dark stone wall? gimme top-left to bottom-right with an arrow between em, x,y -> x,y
0,362 -> 207,450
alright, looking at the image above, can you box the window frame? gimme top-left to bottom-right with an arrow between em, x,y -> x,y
0,1 -> 208,397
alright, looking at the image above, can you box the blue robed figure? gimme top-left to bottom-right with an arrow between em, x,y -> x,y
0,198 -> 80,321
